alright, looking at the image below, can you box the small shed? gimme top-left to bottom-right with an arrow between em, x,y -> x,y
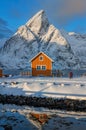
30,52 -> 54,76
0,67 -> 3,77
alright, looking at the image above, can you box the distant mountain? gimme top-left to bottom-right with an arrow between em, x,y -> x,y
61,31 -> 86,69
0,10 -> 80,70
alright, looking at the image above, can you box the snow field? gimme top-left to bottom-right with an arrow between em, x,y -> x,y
0,77 -> 86,100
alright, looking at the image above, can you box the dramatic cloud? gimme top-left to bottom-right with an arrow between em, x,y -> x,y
0,18 -> 13,38
38,0 -> 86,25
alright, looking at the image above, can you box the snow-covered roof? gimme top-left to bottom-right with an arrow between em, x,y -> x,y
30,51 -> 54,62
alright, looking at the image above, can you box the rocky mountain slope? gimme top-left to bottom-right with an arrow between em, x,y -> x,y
0,10 -> 80,70
61,30 -> 86,69
0,38 -> 7,48
67,33 -> 86,69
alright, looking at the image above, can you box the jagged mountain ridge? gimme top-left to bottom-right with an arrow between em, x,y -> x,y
0,10 -> 79,70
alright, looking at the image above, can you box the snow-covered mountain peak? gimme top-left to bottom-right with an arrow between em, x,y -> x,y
48,25 -> 68,46
15,10 -> 68,47
68,32 -> 76,36
68,32 -> 86,41
26,10 -> 49,35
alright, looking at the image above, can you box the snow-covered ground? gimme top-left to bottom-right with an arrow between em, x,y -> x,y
0,76 -> 86,100
0,104 -> 86,130
0,76 -> 86,130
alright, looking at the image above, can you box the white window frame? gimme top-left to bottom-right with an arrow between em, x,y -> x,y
36,65 -> 41,70
36,65 -> 46,70
42,65 -> 46,70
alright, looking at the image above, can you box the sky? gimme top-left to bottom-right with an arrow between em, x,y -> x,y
0,0 -> 86,38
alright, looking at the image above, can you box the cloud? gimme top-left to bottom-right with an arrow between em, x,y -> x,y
0,18 -> 13,38
38,0 -> 86,25
57,0 -> 86,18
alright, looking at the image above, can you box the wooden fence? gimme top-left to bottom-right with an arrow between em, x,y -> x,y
20,71 -> 31,76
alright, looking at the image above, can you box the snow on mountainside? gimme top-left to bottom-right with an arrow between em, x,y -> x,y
61,31 -> 86,69
0,38 -> 7,48
0,10 -> 79,70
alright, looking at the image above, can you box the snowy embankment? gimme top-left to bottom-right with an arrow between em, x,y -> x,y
0,77 -> 86,100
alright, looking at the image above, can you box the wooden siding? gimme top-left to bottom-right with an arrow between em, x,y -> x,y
31,53 -> 52,76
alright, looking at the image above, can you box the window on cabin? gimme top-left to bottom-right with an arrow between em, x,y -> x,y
36,66 -> 41,70
39,56 -> 43,61
42,66 -> 46,70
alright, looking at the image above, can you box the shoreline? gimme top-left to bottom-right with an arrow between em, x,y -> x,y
0,94 -> 86,112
